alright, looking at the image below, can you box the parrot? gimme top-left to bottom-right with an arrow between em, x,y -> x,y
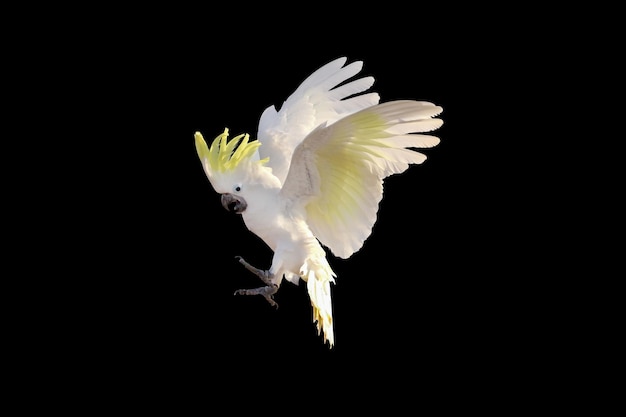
194,57 -> 443,347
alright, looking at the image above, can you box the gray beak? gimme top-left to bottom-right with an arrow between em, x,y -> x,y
221,193 -> 247,214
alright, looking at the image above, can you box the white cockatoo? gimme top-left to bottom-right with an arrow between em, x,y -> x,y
195,57 -> 443,347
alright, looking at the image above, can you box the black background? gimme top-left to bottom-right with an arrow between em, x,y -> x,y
107,46 -> 524,382
18,7 -> 575,410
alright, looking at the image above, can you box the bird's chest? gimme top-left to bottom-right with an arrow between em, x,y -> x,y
242,204 -> 312,252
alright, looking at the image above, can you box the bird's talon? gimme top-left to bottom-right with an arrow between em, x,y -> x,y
265,296 -> 279,309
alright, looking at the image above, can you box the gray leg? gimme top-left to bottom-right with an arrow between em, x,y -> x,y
234,256 -> 279,308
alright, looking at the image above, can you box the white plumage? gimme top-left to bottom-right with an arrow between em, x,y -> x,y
195,57 -> 443,347
257,58 -> 379,183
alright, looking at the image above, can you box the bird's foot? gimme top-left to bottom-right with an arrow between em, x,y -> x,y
234,256 -> 278,308
235,256 -> 273,286
234,285 -> 279,308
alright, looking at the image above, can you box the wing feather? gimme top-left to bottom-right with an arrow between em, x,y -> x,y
281,100 -> 443,258
327,77 -> 375,100
257,57 -> 380,184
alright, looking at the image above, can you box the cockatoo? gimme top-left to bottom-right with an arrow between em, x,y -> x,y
195,57 -> 443,347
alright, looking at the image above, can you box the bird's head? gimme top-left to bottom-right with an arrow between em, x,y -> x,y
195,128 -> 270,214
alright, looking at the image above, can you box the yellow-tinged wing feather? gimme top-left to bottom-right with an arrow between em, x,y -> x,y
281,100 -> 443,259
257,57 -> 379,184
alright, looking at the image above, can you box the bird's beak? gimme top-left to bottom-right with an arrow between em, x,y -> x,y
221,193 -> 247,214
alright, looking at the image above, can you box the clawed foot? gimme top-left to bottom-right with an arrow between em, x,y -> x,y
234,285 -> 279,308
234,256 -> 279,308
235,256 -> 273,284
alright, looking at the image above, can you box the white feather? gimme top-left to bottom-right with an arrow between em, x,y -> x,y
281,100 -> 443,258
198,58 -> 443,347
257,57 -> 380,184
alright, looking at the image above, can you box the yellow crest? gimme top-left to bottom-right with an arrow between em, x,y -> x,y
195,128 -> 268,174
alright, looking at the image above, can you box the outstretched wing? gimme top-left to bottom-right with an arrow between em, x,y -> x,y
257,57 -> 379,184
280,100 -> 443,259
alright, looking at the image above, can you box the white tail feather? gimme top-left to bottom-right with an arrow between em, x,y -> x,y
302,256 -> 336,347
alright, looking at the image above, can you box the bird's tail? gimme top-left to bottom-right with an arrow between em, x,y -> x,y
301,256 -> 336,347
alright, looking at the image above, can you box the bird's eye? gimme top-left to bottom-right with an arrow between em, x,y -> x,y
234,184 -> 242,192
